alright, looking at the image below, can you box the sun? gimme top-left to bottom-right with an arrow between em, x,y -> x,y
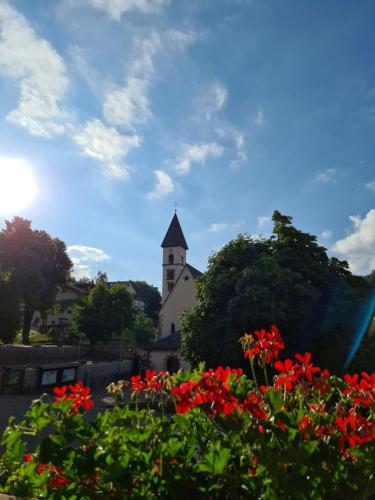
0,158 -> 38,215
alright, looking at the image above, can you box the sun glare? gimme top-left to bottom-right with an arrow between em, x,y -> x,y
0,158 -> 38,215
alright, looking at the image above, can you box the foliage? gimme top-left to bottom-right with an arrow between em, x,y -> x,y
133,281 -> 161,325
181,211 -> 370,371
0,270 -> 20,344
71,280 -> 135,345
124,311 -> 156,347
0,326 -> 374,499
0,217 -> 72,344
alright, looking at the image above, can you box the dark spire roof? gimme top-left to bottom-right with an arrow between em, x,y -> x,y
161,213 -> 188,249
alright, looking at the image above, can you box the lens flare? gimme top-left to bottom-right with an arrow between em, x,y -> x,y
0,158 -> 38,215
345,287 -> 375,368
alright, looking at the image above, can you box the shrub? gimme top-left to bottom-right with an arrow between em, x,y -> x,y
0,326 -> 374,499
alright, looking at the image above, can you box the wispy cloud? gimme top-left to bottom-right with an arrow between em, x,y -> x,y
0,2 -> 69,137
257,215 -> 271,228
314,168 -> 336,183
255,108 -> 264,127
73,119 -> 140,178
68,244 -> 110,280
148,170 -> 174,199
320,229 -> 332,240
198,81 -> 228,121
208,221 -> 245,232
103,33 -> 161,130
208,223 -> 228,232
85,0 -> 170,21
175,142 -> 224,175
365,180 -> 375,192
216,126 -> 248,169
332,210 -> 375,274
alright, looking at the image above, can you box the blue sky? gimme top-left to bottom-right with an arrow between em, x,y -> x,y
0,0 -> 374,290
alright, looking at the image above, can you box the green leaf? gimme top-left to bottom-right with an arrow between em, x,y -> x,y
197,447 -> 231,475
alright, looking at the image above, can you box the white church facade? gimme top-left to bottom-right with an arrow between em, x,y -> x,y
147,213 -> 202,372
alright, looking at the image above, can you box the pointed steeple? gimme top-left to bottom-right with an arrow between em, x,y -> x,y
161,213 -> 188,250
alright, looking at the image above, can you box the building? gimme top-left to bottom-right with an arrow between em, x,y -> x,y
32,281 -> 145,334
32,283 -> 89,331
108,280 -> 145,312
148,212 -> 202,372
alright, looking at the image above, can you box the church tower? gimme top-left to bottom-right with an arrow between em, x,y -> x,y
161,212 -> 188,303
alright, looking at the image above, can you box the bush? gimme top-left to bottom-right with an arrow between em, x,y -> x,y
0,326 -> 374,499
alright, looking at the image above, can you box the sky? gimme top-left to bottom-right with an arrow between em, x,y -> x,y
0,0 -> 374,290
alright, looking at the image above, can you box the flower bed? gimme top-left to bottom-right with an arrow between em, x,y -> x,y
0,326 -> 374,499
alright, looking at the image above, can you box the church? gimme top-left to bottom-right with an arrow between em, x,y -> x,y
147,212 -> 202,372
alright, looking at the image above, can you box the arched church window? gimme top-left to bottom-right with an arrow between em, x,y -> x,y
171,323 -> 175,334
167,281 -> 174,292
168,254 -> 174,264
167,269 -> 175,280
181,255 -> 184,264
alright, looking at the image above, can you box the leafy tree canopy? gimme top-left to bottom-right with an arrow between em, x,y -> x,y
133,281 -> 161,325
0,217 -> 72,344
0,270 -> 20,344
181,211 -> 370,372
124,311 -> 156,348
72,281 -> 135,345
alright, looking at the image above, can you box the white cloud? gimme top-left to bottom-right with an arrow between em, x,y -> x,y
103,77 -> 151,130
257,216 -> 271,228
104,30 -> 194,130
0,2 -> 69,137
365,180 -> 375,192
148,170 -> 174,199
175,142 -> 224,175
209,223 -> 228,232
68,244 -> 110,280
73,119 -> 140,178
199,81 -> 228,121
314,168 -> 336,183
320,230 -> 332,240
85,0 -> 169,21
208,221 -> 245,233
216,126 -> 247,169
332,210 -> 375,274
166,30 -> 198,50
255,109 -> 264,127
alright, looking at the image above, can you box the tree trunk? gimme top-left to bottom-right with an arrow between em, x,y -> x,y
22,308 -> 34,345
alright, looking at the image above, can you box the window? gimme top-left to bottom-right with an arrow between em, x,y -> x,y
181,255 -> 184,264
184,275 -> 189,281
167,281 -> 174,292
168,254 -> 174,264
171,323 -> 175,334
167,269 -> 175,280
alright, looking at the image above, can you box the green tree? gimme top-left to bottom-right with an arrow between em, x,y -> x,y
72,281 -> 135,346
0,270 -> 20,344
0,217 -> 72,344
133,281 -> 161,325
181,211 -> 370,371
124,311 -> 156,347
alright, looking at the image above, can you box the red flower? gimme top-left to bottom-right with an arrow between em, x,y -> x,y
130,375 -> 146,393
294,352 -> 320,382
241,391 -> 268,420
240,326 -> 285,365
53,382 -> 94,414
343,372 -> 375,408
274,359 -> 297,391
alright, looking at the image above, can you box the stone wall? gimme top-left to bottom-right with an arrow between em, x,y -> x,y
0,345 -> 89,366
2,360 -> 133,393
